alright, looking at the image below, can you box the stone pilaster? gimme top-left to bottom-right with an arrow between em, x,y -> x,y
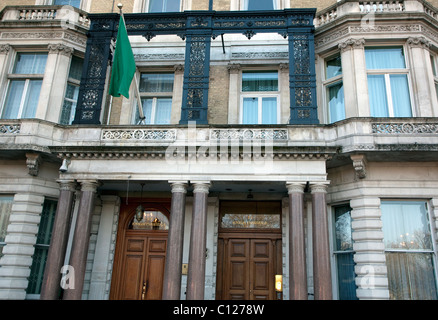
350,197 -> 389,300
0,193 -> 45,300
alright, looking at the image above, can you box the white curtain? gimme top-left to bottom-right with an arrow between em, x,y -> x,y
261,97 -> 277,124
14,53 -> 47,74
381,201 -> 437,300
243,97 -> 258,124
155,98 -> 172,124
365,47 -> 406,69
367,75 -> 389,117
390,74 -> 412,117
328,82 -> 345,123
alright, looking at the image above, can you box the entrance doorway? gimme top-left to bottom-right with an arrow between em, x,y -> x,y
110,199 -> 170,300
216,201 -> 282,300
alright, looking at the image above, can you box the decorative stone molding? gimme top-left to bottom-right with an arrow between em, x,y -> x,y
25,153 -> 41,176
57,179 -> 77,192
407,36 -> 431,48
210,128 -> 288,140
0,44 -> 11,53
134,53 -> 185,61
78,179 -> 99,193
48,43 -> 74,56
350,154 -> 367,179
227,63 -> 241,74
372,122 -> 438,134
174,64 -> 184,73
231,52 -> 289,59
101,129 -> 177,141
338,38 -> 365,52
0,124 -> 20,134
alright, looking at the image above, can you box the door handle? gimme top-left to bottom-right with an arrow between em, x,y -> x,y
141,281 -> 148,300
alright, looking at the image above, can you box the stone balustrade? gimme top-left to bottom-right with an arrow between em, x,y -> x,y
314,0 -> 437,27
1,5 -> 90,28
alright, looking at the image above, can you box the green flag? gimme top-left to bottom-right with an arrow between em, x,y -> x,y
109,15 -> 136,98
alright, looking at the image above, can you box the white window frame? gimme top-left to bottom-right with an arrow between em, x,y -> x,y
239,69 -> 280,125
132,71 -> 174,125
430,53 -> 438,98
143,0 -> 183,12
365,45 -> 415,117
239,0 -> 281,10
1,52 -> 47,120
323,53 -> 345,123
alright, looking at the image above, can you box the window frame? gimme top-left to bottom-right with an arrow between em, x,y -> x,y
430,53 -> 438,99
133,71 -> 175,125
323,53 -> 345,123
1,52 -> 48,120
380,199 -> 438,300
0,195 -> 14,260
331,203 -> 358,300
365,45 -> 415,117
239,69 -> 280,125
60,56 -> 83,125
144,0 -> 182,13
240,0 -> 281,10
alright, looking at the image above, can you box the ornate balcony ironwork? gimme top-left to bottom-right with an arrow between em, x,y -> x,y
74,9 -> 318,126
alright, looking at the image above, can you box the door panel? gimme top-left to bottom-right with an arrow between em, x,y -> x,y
219,236 -> 279,300
114,235 -> 167,300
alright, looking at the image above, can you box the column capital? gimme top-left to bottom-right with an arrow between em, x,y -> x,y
310,183 -> 329,194
57,179 -> 77,191
78,180 -> 99,192
169,181 -> 189,194
286,182 -> 306,194
191,181 -> 210,194
338,37 -> 365,52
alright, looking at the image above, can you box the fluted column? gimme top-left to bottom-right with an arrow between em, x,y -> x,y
186,181 -> 210,300
63,180 -> 98,300
163,181 -> 188,300
40,180 -> 76,300
286,182 -> 307,300
311,183 -> 332,300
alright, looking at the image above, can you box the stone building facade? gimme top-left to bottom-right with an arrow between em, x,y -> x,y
0,0 -> 437,301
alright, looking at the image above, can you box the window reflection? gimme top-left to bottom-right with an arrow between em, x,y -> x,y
129,210 -> 169,230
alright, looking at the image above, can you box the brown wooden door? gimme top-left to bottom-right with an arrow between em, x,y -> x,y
218,235 -> 281,300
117,235 -> 167,300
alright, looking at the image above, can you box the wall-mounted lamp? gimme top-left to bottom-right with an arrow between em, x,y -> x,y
275,274 -> 283,292
59,159 -> 70,173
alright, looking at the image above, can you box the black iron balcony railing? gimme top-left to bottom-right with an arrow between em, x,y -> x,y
73,9 -> 318,126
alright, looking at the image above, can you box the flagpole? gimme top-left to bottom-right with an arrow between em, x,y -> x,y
117,3 -> 146,125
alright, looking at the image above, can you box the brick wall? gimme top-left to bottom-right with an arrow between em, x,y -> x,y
208,65 -> 230,124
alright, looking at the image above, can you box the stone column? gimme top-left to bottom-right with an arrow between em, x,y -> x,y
310,183 -> 332,300
40,180 -> 76,300
286,182 -> 307,300
162,181 -> 188,300
62,180 -> 98,300
186,182 -> 210,300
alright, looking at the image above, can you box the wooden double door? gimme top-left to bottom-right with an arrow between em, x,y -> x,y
216,233 -> 282,300
111,232 -> 167,300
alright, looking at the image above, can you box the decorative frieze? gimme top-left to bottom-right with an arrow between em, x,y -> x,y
372,123 -> 438,134
0,124 -> 20,134
101,129 -> 177,141
210,129 -> 288,140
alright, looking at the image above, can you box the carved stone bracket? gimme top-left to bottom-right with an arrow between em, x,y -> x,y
350,154 -> 367,179
407,36 -> 431,49
338,38 -> 365,52
26,153 -> 41,176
